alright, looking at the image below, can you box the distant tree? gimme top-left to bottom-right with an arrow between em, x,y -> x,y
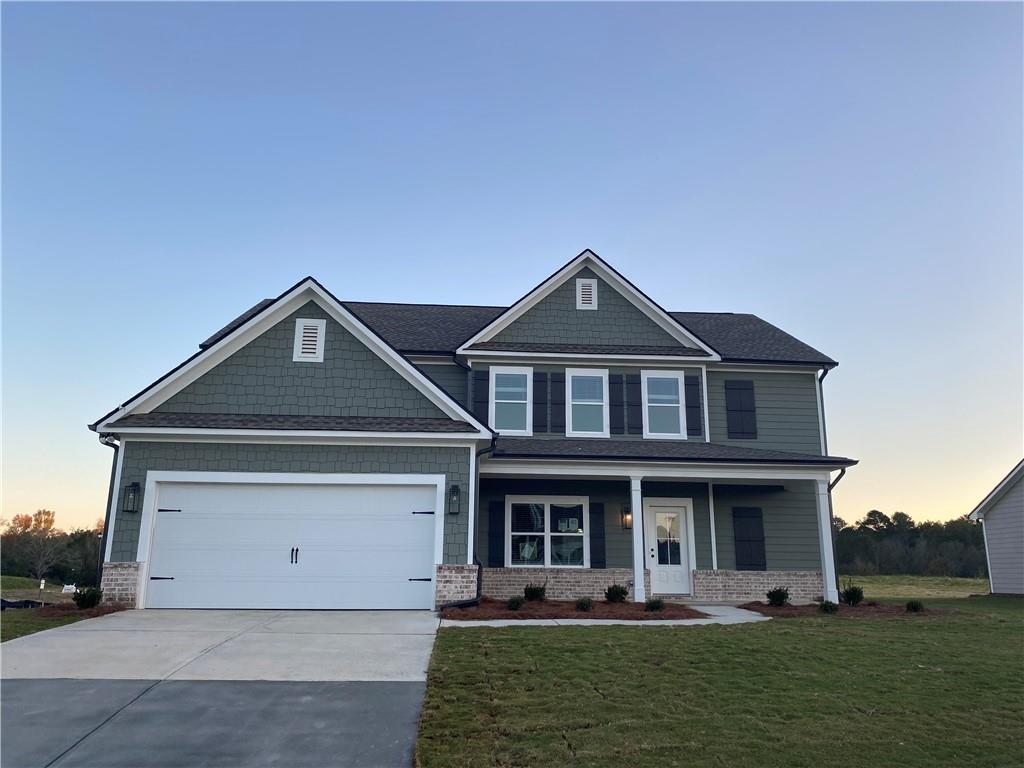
892,511 -> 916,533
858,510 -> 894,533
832,516 -> 848,535
25,529 -> 64,581
6,514 -> 33,535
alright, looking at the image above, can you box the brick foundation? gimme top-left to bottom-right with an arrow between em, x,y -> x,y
100,562 -> 140,606
481,567 -> 635,600
691,569 -> 824,603
435,564 -> 479,606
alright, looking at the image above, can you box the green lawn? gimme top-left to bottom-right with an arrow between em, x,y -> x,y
1,574 -> 72,604
417,595 -> 1023,767
0,609 -> 88,642
840,574 -> 990,599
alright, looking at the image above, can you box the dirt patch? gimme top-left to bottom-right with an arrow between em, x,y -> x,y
441,598 -> 707,621
739,601 -> 944,618
36,603 -> 128,619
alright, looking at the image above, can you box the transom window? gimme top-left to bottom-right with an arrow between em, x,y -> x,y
565,368 -> 609,438
489,366 -> 532,435
506,496 -> 589,568
641,370 -> 688,439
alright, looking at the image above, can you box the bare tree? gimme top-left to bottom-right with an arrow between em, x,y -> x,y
25,531 -> 64,581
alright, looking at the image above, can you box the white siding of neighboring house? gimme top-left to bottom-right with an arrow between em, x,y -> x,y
983,475 -> 1024,595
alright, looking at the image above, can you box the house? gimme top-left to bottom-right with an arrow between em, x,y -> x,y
969,460 -> 1024,595
90,250 -> 856,609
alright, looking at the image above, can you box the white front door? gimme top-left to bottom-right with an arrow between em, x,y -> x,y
643,498 -> 694,595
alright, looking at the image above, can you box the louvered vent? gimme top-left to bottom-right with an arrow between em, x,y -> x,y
292,318 -> 326,362
576,278 -> 598,310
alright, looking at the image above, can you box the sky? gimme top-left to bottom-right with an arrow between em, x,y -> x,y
2,2 -> 1021,531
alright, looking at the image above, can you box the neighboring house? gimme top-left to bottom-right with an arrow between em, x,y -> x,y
969,460 -> 1024,595
90,250 -> 855,609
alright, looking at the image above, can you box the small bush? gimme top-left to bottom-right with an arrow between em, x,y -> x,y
841,583 -> 864,607
766,587 -> 790,607
645,598 -> 665,612
605,584 -> 629,603
575,597 -> 593,612
906,599 -> 925,613
819,600 -> 839,614
507,595 -> 525,611
72,587 -> 102,610
523,583 -> 546,601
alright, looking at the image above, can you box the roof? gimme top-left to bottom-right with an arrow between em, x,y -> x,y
969,460 -> 1024,520
108,412 -> 478,433
490,437 -> 857,467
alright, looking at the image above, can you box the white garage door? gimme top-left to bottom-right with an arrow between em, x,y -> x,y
144,481 -> 438,609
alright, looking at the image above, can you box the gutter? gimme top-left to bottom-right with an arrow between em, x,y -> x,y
96,434 -> 119,585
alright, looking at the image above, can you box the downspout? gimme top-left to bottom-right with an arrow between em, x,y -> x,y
96,434 -> 119,586
827,466 -> 847,596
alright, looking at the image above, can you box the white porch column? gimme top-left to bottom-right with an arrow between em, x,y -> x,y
630,476 -> 646,602
815,479 -> 839,602
707,481 -> 718,570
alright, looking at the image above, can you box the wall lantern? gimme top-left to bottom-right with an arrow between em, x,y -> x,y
620,506 -> 633,530
447,484 -> 461,515
122,482 -> 141,514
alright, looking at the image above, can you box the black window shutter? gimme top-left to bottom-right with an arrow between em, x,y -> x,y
472,369 -> 490,425
685,375 -> 702,438
732,507 -> 766,571
533,372 -> 549,432
487,500 -> 505,567
725,380 -> 757,439
625,374 -> 642,435
609,374 -> 625,435
550,372 -> 566,432
589,503 -> 606,568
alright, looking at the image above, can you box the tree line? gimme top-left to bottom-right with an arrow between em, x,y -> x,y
834,509 -> 987,578
1,510 -> 104,587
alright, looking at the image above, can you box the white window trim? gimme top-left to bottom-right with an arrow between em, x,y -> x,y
488,366 -> 533,436
292,318 -> 326,362
641,369 -> 689,440
575,277 -> 598,310
505,495 -> 590,568
565,368 -> 610,438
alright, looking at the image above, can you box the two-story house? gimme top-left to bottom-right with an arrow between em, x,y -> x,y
90,250 -> 855,609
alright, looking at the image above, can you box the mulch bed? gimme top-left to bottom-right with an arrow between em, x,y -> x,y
740,601 -> 941,618
441,598 -> 707,621
36,603 -> 128,619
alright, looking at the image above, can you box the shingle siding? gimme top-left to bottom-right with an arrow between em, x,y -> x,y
420,363 -> 469,409
707,370 -> 822,454
109,441 -> 470,564
982,476 -> 1024,594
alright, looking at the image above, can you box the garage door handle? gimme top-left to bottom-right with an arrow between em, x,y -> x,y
408,578 -> 432,582
295,547 -> 299,564
150,576 -> 175,581
290,547 -> 296,564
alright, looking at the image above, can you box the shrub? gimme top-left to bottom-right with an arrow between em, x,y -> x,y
605,584 -> 629,603
507,595 -> 525,611
72,587 -> 102,610
766,587 -> 790,607
575,597 -> 593,612
841,582 -> 864,607
645,598 -> 665,612
523,583 -> 546,601
906,599 -> 925,613
819,600 -> 839,614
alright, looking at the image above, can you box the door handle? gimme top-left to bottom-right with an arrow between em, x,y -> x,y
295,547 -> 299,564
290,547 -> 296,564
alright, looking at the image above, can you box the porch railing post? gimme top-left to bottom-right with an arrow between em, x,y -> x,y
630,476 -> 646,602
815,478 -> 840,602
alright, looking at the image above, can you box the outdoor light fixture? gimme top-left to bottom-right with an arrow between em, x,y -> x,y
620,506 -> 633,530
122,482 -> 141,513
448,484 -> 461,514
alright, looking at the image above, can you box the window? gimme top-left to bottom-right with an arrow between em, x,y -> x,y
506,496 -> 589,567
565,368 -> 609,437
576,278 -> 598,310
489,366 -> 532,435
292,318 -> 326,362
732,508 -> 766,571
725,380 -> 757,439
641,370 -> 688,439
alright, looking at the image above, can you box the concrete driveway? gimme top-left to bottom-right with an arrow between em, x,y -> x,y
1,610 -> 439,768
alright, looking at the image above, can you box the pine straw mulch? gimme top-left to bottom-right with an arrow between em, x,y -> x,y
36,603 -> 129,619
739,601 -> 944,618
440,597 -> 707,621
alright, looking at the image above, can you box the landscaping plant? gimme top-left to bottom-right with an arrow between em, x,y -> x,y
605,584 -> 629,603
645,598 -> 665,612
906,599 -> 925,613
841,582 -> 865,606
575,597 -> 593,612
766,587 -> 790,607
819,600 -> 839,614
523,583 -> 546,601
506,595 -> 525,611
72,586 -> 102,609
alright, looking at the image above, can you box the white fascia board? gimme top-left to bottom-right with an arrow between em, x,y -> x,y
462,351 -> 713,366
478,458 -> 836,482
113,428 -> 487,443
95,280 -> 492,436
969,460 -> 1024,520
456,251 -> 721,360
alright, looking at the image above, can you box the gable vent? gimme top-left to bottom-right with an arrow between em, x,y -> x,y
576,278 -> 598,310
292,318 -> 326,362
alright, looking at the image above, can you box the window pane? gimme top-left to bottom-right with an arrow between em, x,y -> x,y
648,405 -> 681,434
510,503 -> 544,533
647,377 -> 680,404
550,536 -> 584,566
570,375 -> 604,403
494,402 -> 527,431
494,373 -> 527,402
550,504 -> 584,534
571,403 -> 604,433
511,535 -> 545,565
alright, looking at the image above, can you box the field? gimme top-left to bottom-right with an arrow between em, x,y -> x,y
839,574 -> 989,599
1,575 -> 83,642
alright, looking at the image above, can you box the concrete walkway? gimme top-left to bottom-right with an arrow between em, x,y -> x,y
440,604 -> 769,627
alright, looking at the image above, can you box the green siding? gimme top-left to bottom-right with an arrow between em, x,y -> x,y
707,370 -> 822,454
110,441 -> 470,564
157,301 -> 448,418
421,363 -> 468,409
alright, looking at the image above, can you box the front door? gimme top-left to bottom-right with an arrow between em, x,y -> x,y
643,498 -> 693,595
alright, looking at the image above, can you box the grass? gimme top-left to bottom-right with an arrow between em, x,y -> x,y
840,574 -> 990,599
1,574 -> 73,604
0,609 -> 89,642
417,593 -> 1023,767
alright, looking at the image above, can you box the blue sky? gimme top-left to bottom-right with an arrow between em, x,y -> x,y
3,2 -> 1021,529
